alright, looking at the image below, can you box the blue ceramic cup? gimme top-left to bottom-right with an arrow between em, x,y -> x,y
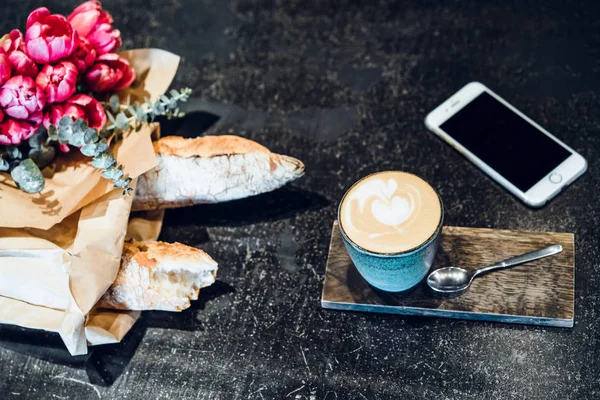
338,171 -> 444,292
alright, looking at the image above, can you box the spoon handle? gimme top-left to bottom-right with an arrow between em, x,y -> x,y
473,244 -> 563,276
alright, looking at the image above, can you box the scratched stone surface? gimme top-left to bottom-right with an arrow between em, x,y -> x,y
1,0 -> 600,399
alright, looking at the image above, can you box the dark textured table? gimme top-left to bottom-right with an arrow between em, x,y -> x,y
1,1 -> 600,399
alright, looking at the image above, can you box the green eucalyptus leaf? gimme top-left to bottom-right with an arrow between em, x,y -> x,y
83,128 -> 99,144
8,159 -> 20,170
136,107 -> 147,122
153,103 -> 165,115
28,127 -> 47,149
73,118 -> 88,133
69,132 -> 85,147
113,176 -> 132,189
68,119 -> 90,146
0,158 -> 8,171
91,156 -> 106,169
80,143 -> 96,157
106,110 -> 116,124
109,95 -> 120,114
58,117 -> 74,144
94,140 -> 109,156
59,115 -> 72,128
92,154 -> 116,169
10,158 -> 45,193
101,168 -> 115,179
102,166 -> 124,180
48,125 -> 59,141
116,112 -> 129,130
80,139 -> 109,157
29,145 -> 56,168
5,146 -> 22,160
105,155 -> 117,170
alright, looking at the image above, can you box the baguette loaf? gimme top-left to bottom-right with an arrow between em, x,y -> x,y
132,135 -> 305,211
97,240 -> 217,311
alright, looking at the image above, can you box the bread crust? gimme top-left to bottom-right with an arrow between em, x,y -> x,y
153,135 -> 270,158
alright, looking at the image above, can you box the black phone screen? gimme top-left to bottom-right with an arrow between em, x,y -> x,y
439,92 -> 571,192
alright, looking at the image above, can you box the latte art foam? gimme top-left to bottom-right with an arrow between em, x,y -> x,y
339,171 -> 442,254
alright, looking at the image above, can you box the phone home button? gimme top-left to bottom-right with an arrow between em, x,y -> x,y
549,173 -> 563,184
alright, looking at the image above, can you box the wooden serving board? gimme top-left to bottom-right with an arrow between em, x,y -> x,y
321,222 -> 575,327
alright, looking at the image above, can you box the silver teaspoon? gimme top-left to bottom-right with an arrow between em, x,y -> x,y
427,244 -> 563,294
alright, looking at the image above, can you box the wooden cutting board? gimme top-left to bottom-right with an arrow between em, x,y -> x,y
321,222 -> 575,327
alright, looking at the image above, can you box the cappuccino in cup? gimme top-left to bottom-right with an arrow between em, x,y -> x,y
338,171 -> 443,292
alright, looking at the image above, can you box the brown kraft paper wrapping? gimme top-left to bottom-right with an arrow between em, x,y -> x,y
0,49 -> 179,355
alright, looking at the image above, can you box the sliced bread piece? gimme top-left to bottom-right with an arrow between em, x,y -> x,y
97,240 -> 217,311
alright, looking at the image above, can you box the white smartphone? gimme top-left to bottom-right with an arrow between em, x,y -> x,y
425,82 -> 587,207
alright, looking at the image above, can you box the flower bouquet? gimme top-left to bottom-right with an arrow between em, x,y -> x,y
0,1 -> 187,355
0,1 -> 306,356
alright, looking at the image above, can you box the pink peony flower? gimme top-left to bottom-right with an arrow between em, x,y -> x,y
1,30 -> 24,53
0,117 -> 39,145
25,7 -> 77,64
43,102 -> 82,129
1,29 -> 38,77
35,61 -> 78,104
67,1 -> 121,55
9,51 -> 39,78
67,34 -> 96,72
84,53 -> 135,92
43,94 -> 106,130
0,75 -> 45,121
0,48 -> 12,86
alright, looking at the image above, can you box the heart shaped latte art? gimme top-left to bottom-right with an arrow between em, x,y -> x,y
371,194 -> 413,226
